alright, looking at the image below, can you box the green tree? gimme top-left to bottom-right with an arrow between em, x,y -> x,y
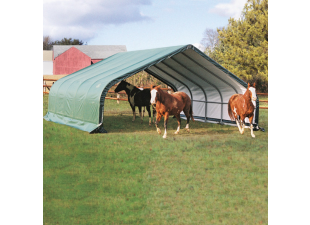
208,0 -> 268,92
43,37 -> 86,50
52,38 -> 85,46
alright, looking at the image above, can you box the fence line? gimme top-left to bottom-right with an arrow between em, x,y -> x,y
257,93 -> 268,109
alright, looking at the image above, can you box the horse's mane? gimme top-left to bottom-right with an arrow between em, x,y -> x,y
122,80 -> 141,94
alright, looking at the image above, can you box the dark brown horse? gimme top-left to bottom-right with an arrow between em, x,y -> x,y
150,86 -> 194,138
228,83 -> 257,138
115,80 -> 156,125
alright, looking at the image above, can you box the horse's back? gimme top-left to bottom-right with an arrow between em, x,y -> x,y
171,91 -> 192,111
172,92 -> 191,103
229,94 -> 241,103
134,89 -> 151,106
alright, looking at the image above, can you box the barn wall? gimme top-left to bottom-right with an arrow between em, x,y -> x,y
91,59 -> 103,64
53,47 -> 91,75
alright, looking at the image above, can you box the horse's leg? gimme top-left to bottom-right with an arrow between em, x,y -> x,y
240,116 -> 245,134
184,111 -> 190,132
146,105 -> 152,126
143,106 -> 145,118
174,114 -> 181,134
131,105 -> 136,122
242,121 -> 245,134
249,116 -> 255,138
155,113 -> 162,134
138,106 -> 143,123
163,112 -> 169,138
152,105 -> 157,123
235,117 -> 243,134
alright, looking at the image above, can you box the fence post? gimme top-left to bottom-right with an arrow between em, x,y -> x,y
117,93 -> 120,104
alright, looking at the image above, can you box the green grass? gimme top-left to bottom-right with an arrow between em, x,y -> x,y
44,95 -> 268,224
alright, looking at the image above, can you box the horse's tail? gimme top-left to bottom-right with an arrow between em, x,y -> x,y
190,104 -> 195,122
227,96 -> 236,121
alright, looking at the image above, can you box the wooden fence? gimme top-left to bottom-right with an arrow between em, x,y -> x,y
44,79 -> 268,109
257,93 -> 268,109
43,78 -> 58,94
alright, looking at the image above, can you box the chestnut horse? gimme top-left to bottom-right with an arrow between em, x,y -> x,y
150,86 -> 194,138
228,83 -> 257,138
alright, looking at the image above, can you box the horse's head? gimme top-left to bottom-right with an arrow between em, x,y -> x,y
115,80 -> 130,92
150,86 -> 161,105
248,82 -> 257,102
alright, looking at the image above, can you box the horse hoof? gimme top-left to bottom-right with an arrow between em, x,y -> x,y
251,134 -> 255,138
186,129 -> 190,133
163,135 -> 167,139
157,128 -> 161,134
174,131 -> 179,134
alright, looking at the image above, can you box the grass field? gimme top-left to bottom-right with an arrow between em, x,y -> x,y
43,95 -> 268,224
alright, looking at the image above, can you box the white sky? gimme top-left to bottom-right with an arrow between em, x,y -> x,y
43,0 -> 247,51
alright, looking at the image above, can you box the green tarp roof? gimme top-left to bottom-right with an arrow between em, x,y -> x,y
44,44 -> 257,133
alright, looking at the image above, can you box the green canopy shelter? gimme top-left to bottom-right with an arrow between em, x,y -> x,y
44,44 -> 259,133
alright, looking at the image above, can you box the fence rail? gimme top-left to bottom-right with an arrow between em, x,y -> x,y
257,93 -> 268,109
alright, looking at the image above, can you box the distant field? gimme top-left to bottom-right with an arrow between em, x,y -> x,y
43,95 -> 268,224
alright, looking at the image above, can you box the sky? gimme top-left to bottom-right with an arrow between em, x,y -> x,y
43,0 -> 248,51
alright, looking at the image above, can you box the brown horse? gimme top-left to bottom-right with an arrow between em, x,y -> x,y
228,83 -> 257,138
150,86 -> 194,138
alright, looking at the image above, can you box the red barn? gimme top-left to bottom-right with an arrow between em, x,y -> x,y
52,45 -> 127,75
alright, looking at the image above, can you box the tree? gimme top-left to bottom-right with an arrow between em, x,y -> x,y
52,38 -> 85,46
43,36 -> 53,50
43,37 -> 86,50
208,0 -> 268,92
200,28 -> 221,53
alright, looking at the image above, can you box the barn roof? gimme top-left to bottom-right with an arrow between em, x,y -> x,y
44,44 -> 259,133
53,45 -> 127,60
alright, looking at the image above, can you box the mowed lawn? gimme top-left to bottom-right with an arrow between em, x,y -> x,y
43,95 -> 268,224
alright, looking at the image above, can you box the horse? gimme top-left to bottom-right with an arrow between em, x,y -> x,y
228,83 -> 257,138
150,86 -> 194,138
114,80 -> 156,125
